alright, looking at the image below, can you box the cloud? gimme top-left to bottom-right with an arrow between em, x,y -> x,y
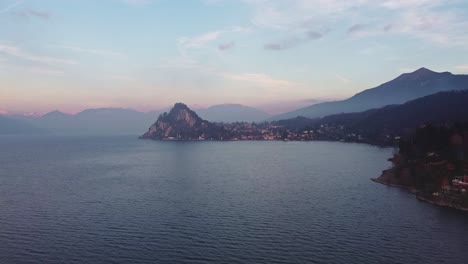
347,24 -> 366,34
121,0 -> 153,5
179,30 -> 224,49
264,36 -> 301,50
0,1 -> 22,14
27,66 -> 64,76
264,30 -> 324,50
55,45 -> 126,59
383,24 -> 392,32
335,73 -> 351,84
380,0 -> 442,10
15,9 -> 51,20
243,0 -> 468,46
179,26 -> 249,50
0,43 -> 76,65
218,41 -> 235,51
222,72 -> 295,88
306,31 -> 323,40
245,0 -> 367,31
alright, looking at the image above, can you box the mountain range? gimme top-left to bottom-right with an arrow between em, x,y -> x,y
318,90 -> 468,136
270,68 -> 468,120
141,89 -> 468,143
0,115 -> 45,135
2,67 -> 468,136
272,90 -> 468,144
1,104 -> 269,135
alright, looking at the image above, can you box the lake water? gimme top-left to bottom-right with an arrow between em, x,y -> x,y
0,136 -> 467,264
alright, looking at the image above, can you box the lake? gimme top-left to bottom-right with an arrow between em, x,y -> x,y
0,136 -> 467,264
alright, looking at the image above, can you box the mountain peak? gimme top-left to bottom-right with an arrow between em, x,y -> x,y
394,67 -> 446,82
413,67 -> 435,74
43,110 -> 70,118
171,103 -> 191,112
270,67 -> 467,120
164,103 -> 203,125
141,102 -> 227,140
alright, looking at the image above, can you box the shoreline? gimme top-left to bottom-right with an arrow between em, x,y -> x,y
370,177 -> 416,192
415,194 -> 468,212
372,176 -> 468,213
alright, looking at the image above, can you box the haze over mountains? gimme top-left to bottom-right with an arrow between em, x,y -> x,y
0,104 -> 271,135
2,67 -> 468,135
274,90 -> 468,143
270,68 -> 468,120
318,90 -> 468,134
0,116 -> 45,135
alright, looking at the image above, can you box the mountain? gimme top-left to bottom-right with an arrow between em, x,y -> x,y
318,90 -> 468,136
268,90 -> 468,145
0,115 -> 44,135
141,103 -> 228,140
18,108 -> 163,135
196,104 -> 271,122
270,68 -> 468,120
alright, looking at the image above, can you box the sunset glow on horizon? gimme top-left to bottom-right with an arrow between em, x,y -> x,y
2,0 -> 468,114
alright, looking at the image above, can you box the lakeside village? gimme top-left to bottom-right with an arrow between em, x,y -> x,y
162,121 -> 373,143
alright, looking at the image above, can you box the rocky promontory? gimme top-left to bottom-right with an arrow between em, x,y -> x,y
372,124 -> 468,211
140,103 -> 229,140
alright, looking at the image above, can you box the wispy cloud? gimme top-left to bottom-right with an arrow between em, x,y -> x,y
218,41 -> 235,51
0,0 -> 22,14
121,0 -> 154,5
179,30 -> 224,49
244,0 -> 468,46
222,72 -> 296,88
27,66 -> 65,76
347,24 -> 366,34
178,26 -> 249,50
55,45 -> 126,59
335,73 -> 351,84
264,30 -> 325,50
15,9 -> 51,20
0,43 -> 76,65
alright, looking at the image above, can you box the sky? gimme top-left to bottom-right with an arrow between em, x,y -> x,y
1,0 -> 468,114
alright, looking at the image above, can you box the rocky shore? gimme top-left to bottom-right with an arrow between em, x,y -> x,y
372,166 -> 468,212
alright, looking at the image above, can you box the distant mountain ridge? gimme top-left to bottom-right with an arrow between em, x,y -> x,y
4,104 -> 269,135
319,90 -> 468,135
22,108 -> 161,135
0,116 -> 44,135
272,90 -> 468,145
270,68 -> 468,120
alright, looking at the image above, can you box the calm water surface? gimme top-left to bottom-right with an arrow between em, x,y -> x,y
0,136 -> 467,264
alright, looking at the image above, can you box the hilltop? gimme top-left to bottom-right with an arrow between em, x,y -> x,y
141,103 -> 229,140
270,68 -> 468,120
